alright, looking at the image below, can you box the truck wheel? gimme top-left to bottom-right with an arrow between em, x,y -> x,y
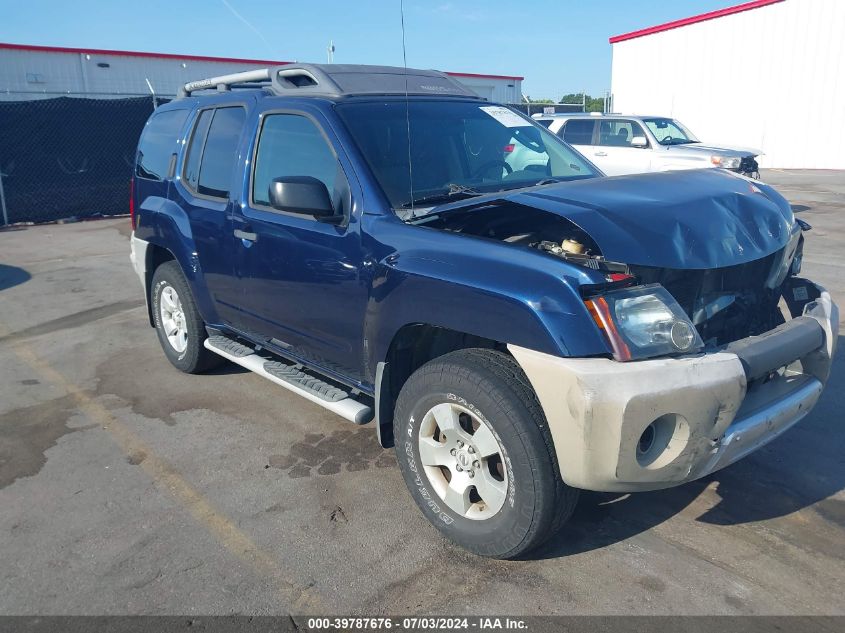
393,348 -> 578,558
150,261 -> 222,374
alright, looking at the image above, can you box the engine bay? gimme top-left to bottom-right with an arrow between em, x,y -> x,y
417,202 -> 630,277
416,201 -> 801,349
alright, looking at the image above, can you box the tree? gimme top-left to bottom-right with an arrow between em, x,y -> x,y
559,93 -> 605,113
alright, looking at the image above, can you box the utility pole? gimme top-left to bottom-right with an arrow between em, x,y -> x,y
327,40 -> 335,64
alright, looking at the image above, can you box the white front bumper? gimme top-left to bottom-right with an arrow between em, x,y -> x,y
510,288 -> 838,492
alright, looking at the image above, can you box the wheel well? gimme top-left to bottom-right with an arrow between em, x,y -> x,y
376,324 -> 506,447
143,244 -> 175,326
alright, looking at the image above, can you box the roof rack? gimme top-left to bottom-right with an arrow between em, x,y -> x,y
178,63 -> 482,99
179,68 -> 272,97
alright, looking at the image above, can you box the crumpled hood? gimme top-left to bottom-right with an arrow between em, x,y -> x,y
438,169 -> 795,270
519,169 -> 794,269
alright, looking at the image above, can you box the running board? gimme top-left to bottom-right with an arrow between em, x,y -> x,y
204,336 -> 373,424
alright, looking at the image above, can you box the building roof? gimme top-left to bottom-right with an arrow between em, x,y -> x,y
609,0 -> 785,44
0,41 -> 523,82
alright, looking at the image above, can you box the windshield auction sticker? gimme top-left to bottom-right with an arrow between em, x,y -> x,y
479,106 -> 527,128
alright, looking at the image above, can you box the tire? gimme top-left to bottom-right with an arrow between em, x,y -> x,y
393,348 -> 578,559
150,260 -> 222,374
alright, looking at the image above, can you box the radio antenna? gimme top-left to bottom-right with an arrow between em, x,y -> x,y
400,0 -> 415,216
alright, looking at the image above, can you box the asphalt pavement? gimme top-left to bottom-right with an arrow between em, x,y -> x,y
0,169 -> 842,615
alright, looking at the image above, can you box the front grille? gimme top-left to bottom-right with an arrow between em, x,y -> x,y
630,251 -> 783,347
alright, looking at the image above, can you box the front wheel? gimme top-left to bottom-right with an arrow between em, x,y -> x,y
393,349 -> 578,558
150,260 -> 222,374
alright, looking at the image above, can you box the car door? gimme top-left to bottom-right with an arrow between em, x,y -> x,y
559,118 -> 597,161
230,108 -> 367,381
173,104 -> 248,326
591,119 -> 653,176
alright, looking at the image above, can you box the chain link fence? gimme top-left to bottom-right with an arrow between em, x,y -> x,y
0,94 -> 596,226
0,93 -> 171,225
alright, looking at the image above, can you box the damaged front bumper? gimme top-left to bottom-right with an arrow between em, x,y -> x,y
509,286 -> 838,492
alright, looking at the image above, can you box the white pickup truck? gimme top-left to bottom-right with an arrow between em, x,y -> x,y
532,113 -> 760,178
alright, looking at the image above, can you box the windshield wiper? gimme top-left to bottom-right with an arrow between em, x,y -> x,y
401,184 -> 482,208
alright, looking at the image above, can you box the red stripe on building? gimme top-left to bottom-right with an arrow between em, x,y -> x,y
609,0 -> 785,44
0,42 -> 522,82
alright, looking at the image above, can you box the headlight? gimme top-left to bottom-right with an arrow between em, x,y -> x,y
711,155 -> 741,169
585,284 -> 703,361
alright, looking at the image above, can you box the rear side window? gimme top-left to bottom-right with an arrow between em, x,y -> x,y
535,119 -> 552,128
136,109 -> 189,181
183,110 -> 214,191
183,106 -> 246,199
562,120 -> 595,145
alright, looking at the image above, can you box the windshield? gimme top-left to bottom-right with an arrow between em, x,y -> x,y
642,118 -> 699,145
335,100 -> 598,211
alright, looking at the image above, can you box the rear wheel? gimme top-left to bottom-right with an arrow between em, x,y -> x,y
393,348 -> 578,558
151,261 -> 222,374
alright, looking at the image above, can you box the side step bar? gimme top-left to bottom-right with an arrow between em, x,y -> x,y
204,336 -> 373,425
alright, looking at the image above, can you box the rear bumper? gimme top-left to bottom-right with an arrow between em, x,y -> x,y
129,233 -> 150,319
509,286 -> 838,492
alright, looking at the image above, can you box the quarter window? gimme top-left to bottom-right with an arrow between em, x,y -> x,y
136,109 -> 189,181
561,119 -> 595,145
183,106 -> 246,199
252,114 -> 340,210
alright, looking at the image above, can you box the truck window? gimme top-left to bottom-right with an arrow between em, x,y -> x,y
136,109 -> 189,181
561,120 -> 595,145
336,100 -> 597,210
596,120 -> 648,147
251,114 -> 339,210
642,118 -> 699,146
183,106 -> 246,199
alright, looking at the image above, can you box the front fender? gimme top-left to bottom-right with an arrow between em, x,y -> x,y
362,217 -> 610,381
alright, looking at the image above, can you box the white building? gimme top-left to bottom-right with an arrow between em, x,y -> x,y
610,0 -> 845,169
0,42 -> 523,104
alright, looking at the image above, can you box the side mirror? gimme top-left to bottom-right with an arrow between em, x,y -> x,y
630,136 -> 648,148
268,176 -> 339,220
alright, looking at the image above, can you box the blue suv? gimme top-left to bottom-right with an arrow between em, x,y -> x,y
130,64 -> 837,558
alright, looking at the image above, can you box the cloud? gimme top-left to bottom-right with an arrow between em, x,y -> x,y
219,0 -> 278,57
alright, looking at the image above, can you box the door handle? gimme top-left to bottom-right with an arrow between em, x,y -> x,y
234,229 -> 257,242
594,151 -> 608,157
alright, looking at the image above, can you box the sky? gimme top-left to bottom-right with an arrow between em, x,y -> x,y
0,0 -> 736,99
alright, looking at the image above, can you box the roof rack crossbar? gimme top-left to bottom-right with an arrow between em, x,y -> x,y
180,68 -> 271,97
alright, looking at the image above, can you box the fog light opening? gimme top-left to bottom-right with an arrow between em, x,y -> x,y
638,423 -> 656,455
635,413 -> 690,470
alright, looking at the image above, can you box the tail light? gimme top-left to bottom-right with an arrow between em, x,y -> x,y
503,144 -> 515,153
129,178 -> 136,230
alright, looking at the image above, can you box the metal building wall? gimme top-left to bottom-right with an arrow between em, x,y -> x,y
610,0 -> 845,169
0,48 -> 289,98
0,45 -> 522,103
